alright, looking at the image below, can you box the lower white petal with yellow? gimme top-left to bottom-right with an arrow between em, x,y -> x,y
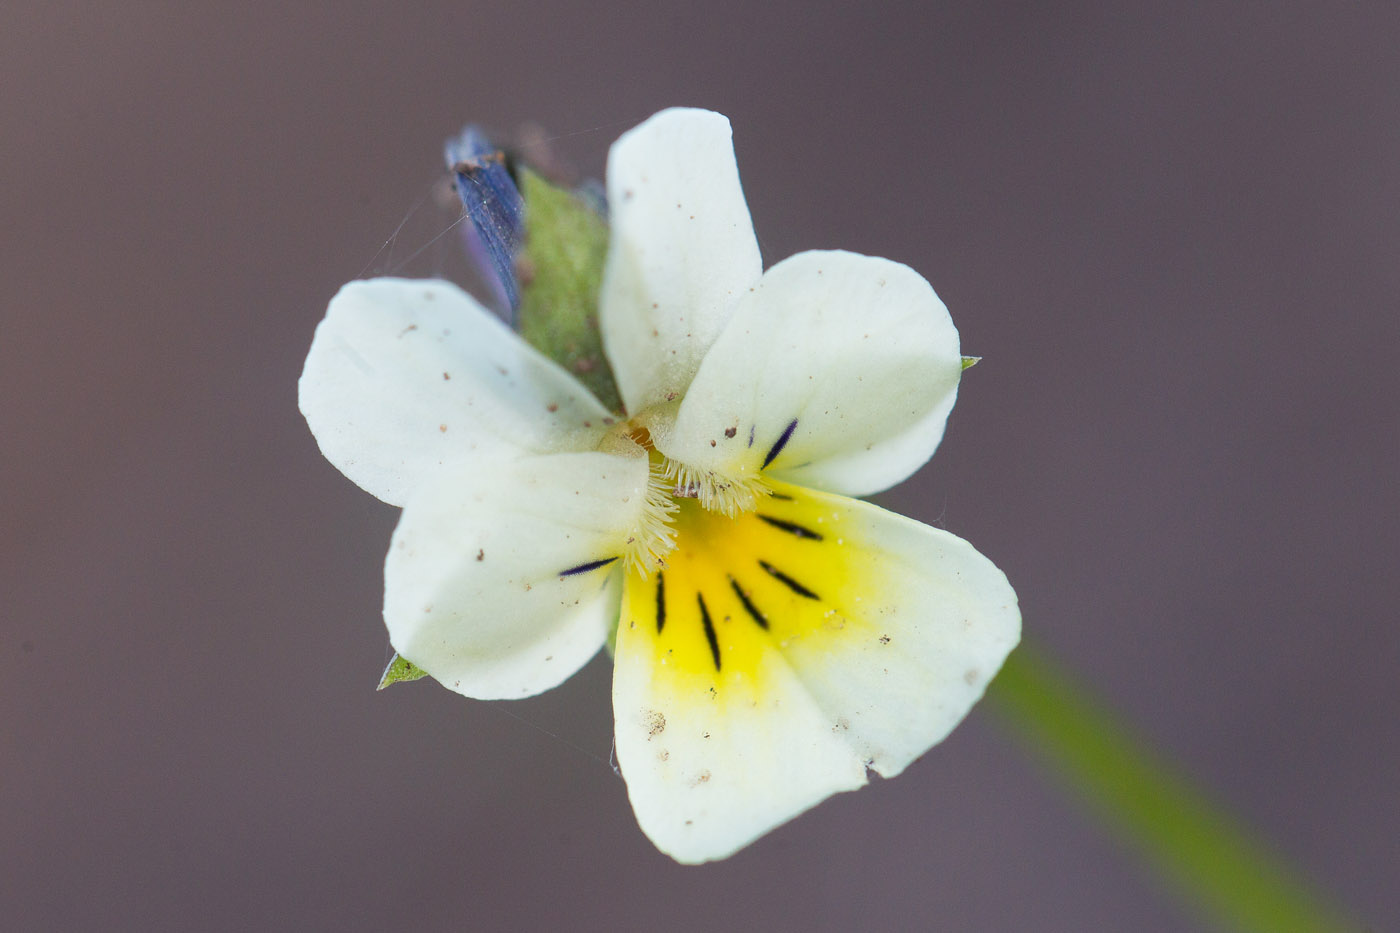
384,449 -> 648,700
612,481 -> 1019,863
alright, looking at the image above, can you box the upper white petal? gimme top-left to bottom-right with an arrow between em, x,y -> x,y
299,277 -> 614,506
654,250 -> 963,497
384,447 -> 648,700
599,108 -> 763,415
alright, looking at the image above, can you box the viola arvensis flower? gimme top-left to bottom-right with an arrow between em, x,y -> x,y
300,108 -> 1020,863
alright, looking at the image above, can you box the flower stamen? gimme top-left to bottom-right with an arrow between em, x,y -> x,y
661,459 -> 769,518
623,458 -> 680,576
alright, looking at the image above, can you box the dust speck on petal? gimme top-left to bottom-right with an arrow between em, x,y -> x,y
645,710 -> 666,738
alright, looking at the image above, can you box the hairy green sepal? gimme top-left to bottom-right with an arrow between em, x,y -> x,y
516,169 -> 622,413
377,653 -> 430,690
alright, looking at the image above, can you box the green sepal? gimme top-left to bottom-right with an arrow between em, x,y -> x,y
377,653 -> 430,690
961,355 -> 981,371
516,169 -> 623,413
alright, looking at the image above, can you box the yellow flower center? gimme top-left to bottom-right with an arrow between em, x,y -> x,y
619,480 -> 863,686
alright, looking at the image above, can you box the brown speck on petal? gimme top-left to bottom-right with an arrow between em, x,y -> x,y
547,403 -> 559,413
442,372 -> 451,380
439,424 -> 447,433
724,427 -> 737,438
645,710 -> 666,738
475,549 -> 484,561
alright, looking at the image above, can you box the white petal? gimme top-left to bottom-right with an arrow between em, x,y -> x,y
612,483 -> 1018,862
300,278 -> 615,506
759,483 -> 1020,777
599,108 -> 763,415
384,448 -> 648,700
654,250 -> 962,497
613,623 -> 867,864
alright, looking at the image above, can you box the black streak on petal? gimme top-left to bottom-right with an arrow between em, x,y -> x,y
559,556 -> 618,577
747,425 -> 755,448
759,560 -> 820,600
655,572 -> 667,634
697,592 -> 721,670
762,419 -> 798,469
729,576 -> 769,630
756,514 -> 823,540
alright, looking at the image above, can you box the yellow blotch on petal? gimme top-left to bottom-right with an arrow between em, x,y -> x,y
617,480 -> 890,701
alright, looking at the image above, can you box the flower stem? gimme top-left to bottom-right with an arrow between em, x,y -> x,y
984,641 -> 1357,932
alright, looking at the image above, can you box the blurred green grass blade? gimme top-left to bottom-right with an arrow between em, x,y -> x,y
986,641 -> 1358,933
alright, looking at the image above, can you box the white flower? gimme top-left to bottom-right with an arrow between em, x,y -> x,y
299,108 -> 1020,863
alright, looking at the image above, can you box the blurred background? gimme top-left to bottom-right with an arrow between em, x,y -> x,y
3,1 -> 1396,929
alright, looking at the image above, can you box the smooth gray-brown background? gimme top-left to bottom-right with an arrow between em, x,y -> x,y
3,1 -> 1396,930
